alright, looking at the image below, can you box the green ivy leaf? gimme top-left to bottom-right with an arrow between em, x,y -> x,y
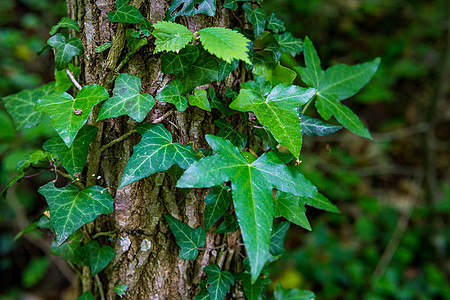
114,284 -> 129,297
194,281 -> 211,300
43,125 -> 97,176
238,273 -> 269,300
152,21 -> 193,53
47,34 -> 83,71
35,84 -> 109,147
98,73 -> 155,122
223,0 -> 237,10
50,231 -> 89,265
126,28 -> 148,52
269,221 -> 289,256
214,118 -> 247,150
161,45 -> 199,76
209,88 -> 234,116
119,123 -> 197,188
156,79 -> 187,111
204,264 -> 234,300
38,182 -> 114,245
177,136 -> 317,281
274,191 -> 310,231
299,112 -> 342,136
167,0 -> 216,21
274,32 -> 303,57
2,82 -> 55,130
230,81 -> 316,158
274,284 -> 315,300
242,3 -> 266,39
188,89 -> 211,111
178,47 -> 219,92
108,0 -> 143,23
16,150 -> 50,173
76,292 -> 94,300
49,17 -> 80,35
253,63 -> 297,86
164,214 -> 206,259
95,42 -> 112,53
55,64 -> 80,92
218,59 -> 239,82
87,240 -> 115,275
215,212 -> 238,233
204,185 -> 231,230
300,193 -> 339,213
266,13 -> 285,33
198,27 -> 251,64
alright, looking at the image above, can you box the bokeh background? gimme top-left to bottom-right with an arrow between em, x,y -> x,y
1,0 -> 449,299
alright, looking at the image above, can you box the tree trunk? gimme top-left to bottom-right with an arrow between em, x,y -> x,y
66,0 -> 243,298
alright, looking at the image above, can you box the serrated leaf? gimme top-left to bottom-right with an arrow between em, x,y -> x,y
274,32 -> 303,57
215,212 -> 238,233
55,64 -> 80,92
300,193 -> 339,213
204,185 -> 231,230
177,136 -> 317,281
98,73 -> 155,122
266,13 -> 285,33
43,125 -> 97,176
49,17 -> 80,35
114,284 -> 129,297
230,81 -> 316,158
198,27 -> 251,64
38,182 -> 113,245
274,284 -> 315,300
108,0 -> 143,23
188,89 -> 210,111
178,47 -> 219,92
87,240 -> 115,275
167,0 -> 216,21
269,221 -> 289,256
209,88 -> 234,116
156,79 -> 187,111
119,123 -> 197,188
214,119 -> 247,150
47,34 -> 83,71
35,84 -> 109,147
164,214 -> 205,259
76,292 -> 94,300
152,21 -> 193,53
50,231 -> 89,265
126,28 -> 148,52
95,42 -> 112,53
218,59 -> 238,82
161,45 -> 199,76
242,3 -> 266,39
204,264 -> 234,300
274,191 -> 310,231
253,63 -> 297,86
299,112 -> 342,136
2,82 -> 55,130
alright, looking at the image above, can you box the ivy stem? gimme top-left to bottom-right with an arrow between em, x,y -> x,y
99,129 -> 137,154
152,109 -> 174,124
301,94 -> 316,114
95,274 -> 106,300
198,244 -> 227,251
65,67 -> 82,90
22,167 -> 51,178
56,169 -> 85,190
91,231 -> 116,239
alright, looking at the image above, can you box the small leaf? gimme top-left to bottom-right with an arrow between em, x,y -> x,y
50,231 -> 89,265
274,284 -> 315,300
274,32 -> 303,57
238,273 -> 269,300
223,0 -> 237,10
209,88 -> 234,116
95,42 -> 112,53
242,3 -> 266,39
152,21 -> 193,53
164,214 -> 206,259
114,284 -> 129,297
38,182 -> 114,245
55,64 -> 80,92
2,82 -> 55,130
161,45 -> 199,76
215,213 -> 238,233
76,292 -> 94,300
119,123 -> 197,188
126,28 -> 148,52
300,193 -> 339,213
178,47 -> 219,92
49,17 -> 80,35
167,0 -> 216,21
194,281 -> 211,300
43,125 -> 97,176
156,80 -> 187,111
266,13 -> 285,33
188,89 -> 211,111
299,112 -> 342,136
253,63 -> 297,86
108,0 -> 143,23
274,191 -> 311,231
198,27 -> 251,64
269,221 -> 289,256
214,119 -> 247,150
204,185 -> 231,230
98,73 -> 155,122
47,34 -> 83,70
204,264 -> 234,300
87,240 -> 115,275
218,59 -> 239,82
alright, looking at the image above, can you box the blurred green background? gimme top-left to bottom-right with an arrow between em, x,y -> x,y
1,0 -> 449,299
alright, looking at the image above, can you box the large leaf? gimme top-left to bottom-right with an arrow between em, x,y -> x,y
49,17 -> 80,35
108,0 -> 143,23
119,123 -> 197,188
43,125 -> 97,176
242,3 -> 266,39
269,221 -> 289,256
152,21 -> 193,53
87,240 -> 115,275
2,82 -> 55,130
35,84 -> 109,147
299,112 -> 342,136
38,182 -> 114,245
274,32 -> 303,57
204,185 -> 231,230
198,27 -> 251,64
167,0 -> 216,21
274,191 -> 310,231
98,73 -> 155,122
178,47 -> 219,92
161,45 -> 199,76
54,64 -> 80,92
177,136 -> 317,281
155,79 -> 187,111
47,34 -> 83,71
164,215 -> 206,259
230,81 -> 315,158
274,284 -> 315,300
204,264 -> 234,300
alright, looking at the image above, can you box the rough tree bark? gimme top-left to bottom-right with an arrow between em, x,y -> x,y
66,0 -> 244,299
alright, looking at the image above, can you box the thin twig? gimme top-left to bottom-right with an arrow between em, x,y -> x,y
66,67 -> 82,90
95,274 -> 106,300
99,129 -> 138,153
153,109 -> 174,124
198,244 -> 227,251
22,167 -> 51,178
56,169 -> 85,189
92,231 -> 116,240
